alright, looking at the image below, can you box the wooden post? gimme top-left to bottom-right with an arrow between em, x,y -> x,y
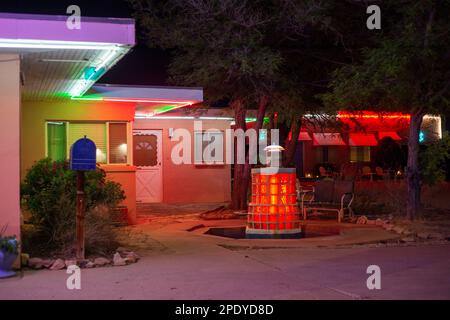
76,171 -> 86,261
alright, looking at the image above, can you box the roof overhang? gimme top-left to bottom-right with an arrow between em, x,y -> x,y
78,84 -> 204,117
0,13 -> 135,100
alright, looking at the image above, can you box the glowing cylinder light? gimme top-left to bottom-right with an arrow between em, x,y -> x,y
246,168 -> 302,239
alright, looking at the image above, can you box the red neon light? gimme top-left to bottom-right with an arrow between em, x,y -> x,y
337,111 -> 410,119
103,98 -> 195,105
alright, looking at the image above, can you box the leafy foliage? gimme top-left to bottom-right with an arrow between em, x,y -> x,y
20,159 -> 125,254
420,135 -> 450,186
322,0 -> 450,115
0,225 -> 19,255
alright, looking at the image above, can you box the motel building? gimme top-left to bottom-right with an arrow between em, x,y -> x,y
0,13 -> 443,241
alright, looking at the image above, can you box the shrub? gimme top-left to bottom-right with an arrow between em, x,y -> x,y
0,225 -> 19,255
420,134 -> 450,186
21,158 -> 125,255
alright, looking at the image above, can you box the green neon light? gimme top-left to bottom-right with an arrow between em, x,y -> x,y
245,117 -> 270,123
71,96 -> 103,101
155,105 -> 178,113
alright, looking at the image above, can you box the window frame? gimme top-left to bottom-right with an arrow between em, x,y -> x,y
194,130 -> 225,165
45,121 -> 132,165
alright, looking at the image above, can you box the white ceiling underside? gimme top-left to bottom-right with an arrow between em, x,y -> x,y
16,48 -> 107,101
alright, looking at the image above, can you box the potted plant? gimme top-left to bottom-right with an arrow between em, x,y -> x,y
0,225 -> 19,278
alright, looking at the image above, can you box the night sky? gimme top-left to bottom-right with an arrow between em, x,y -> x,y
0,0 -> 170,85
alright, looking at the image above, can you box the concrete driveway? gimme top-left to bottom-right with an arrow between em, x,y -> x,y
1,217 -> 449,300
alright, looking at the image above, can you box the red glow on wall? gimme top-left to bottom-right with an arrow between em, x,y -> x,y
247,170 -> 301,233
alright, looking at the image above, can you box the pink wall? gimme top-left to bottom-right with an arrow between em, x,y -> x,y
0,54 -> 21,239
133,119 -> 232,203
100,165 -> 137,224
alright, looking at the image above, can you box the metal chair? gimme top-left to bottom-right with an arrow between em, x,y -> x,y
300,180 -> 354,223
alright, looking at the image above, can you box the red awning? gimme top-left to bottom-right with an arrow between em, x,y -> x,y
378,131 -> 401,141
299,132 -> 312,141
312,133 -> 346,146
348,133 -> 378,146
288,131 -> 312,141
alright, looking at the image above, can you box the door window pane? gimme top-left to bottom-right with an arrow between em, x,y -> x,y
133,134 -> 158,166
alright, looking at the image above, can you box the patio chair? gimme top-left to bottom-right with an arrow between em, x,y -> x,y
300,180 -> 354,223
361,166 -> 373,181
340,163 -> 358,181
374,166 -> 385,180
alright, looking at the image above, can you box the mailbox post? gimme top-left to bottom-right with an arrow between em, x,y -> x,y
70,136 -> 97,261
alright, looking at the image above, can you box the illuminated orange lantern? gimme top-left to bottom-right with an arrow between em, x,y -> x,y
246,168 -> 302,238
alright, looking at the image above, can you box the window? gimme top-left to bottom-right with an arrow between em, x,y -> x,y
194,130 -> 224,164
46,121 -> 129,164
350,146 -> 371,162
108,123 -> 128,164
68,122 -> 107,163
47,122 -> 67,161
315,146 -> 333,163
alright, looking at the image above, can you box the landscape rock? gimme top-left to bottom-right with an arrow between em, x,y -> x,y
65,259 -> 77,268
50,259 -> 66,270
116,247 -> 128,254
85,261 -> 95,268
124,252 -> 140,264
392,226 -> 405,234
375,219 -> 384,226
42,259 -> 55,268
401,237 -> 415,243
417,232 -> 430,240
21,253 -> 30,267
94,257 -> 111,267
78,260 -> 91,268
356,216 -> 368,225
428,232 -> 445,240
113,252 -> 127,266
28,257 -> 44,269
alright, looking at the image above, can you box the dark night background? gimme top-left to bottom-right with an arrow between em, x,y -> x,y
0,0 -> 448,133
0,0 -> 169,86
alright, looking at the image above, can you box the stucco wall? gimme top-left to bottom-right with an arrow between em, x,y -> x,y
134,119 -> 232,203
21,100 -> 137,223
0,54 -> 21,239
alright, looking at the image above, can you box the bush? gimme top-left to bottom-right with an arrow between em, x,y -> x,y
21,158 -> 125,255
420,134 -> 450,186
0,225 -> 19,255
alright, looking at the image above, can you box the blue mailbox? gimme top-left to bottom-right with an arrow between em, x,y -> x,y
70,136 -> 97,171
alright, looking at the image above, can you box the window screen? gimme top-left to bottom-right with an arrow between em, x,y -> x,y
350,146 -> 371,162
109,123 -> 128,164
68,123 -> 107,163
47,122 -> 67,161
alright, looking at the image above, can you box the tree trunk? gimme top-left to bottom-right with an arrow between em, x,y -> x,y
239,96 -> 269,209
231,97 -> 269,210
406,112 -> 424,220
231,100 -> 246,210
283,117 -> 302,167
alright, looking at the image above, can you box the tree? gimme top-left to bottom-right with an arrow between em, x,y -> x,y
128,0 -> 329,209
323,0 -> 450,219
